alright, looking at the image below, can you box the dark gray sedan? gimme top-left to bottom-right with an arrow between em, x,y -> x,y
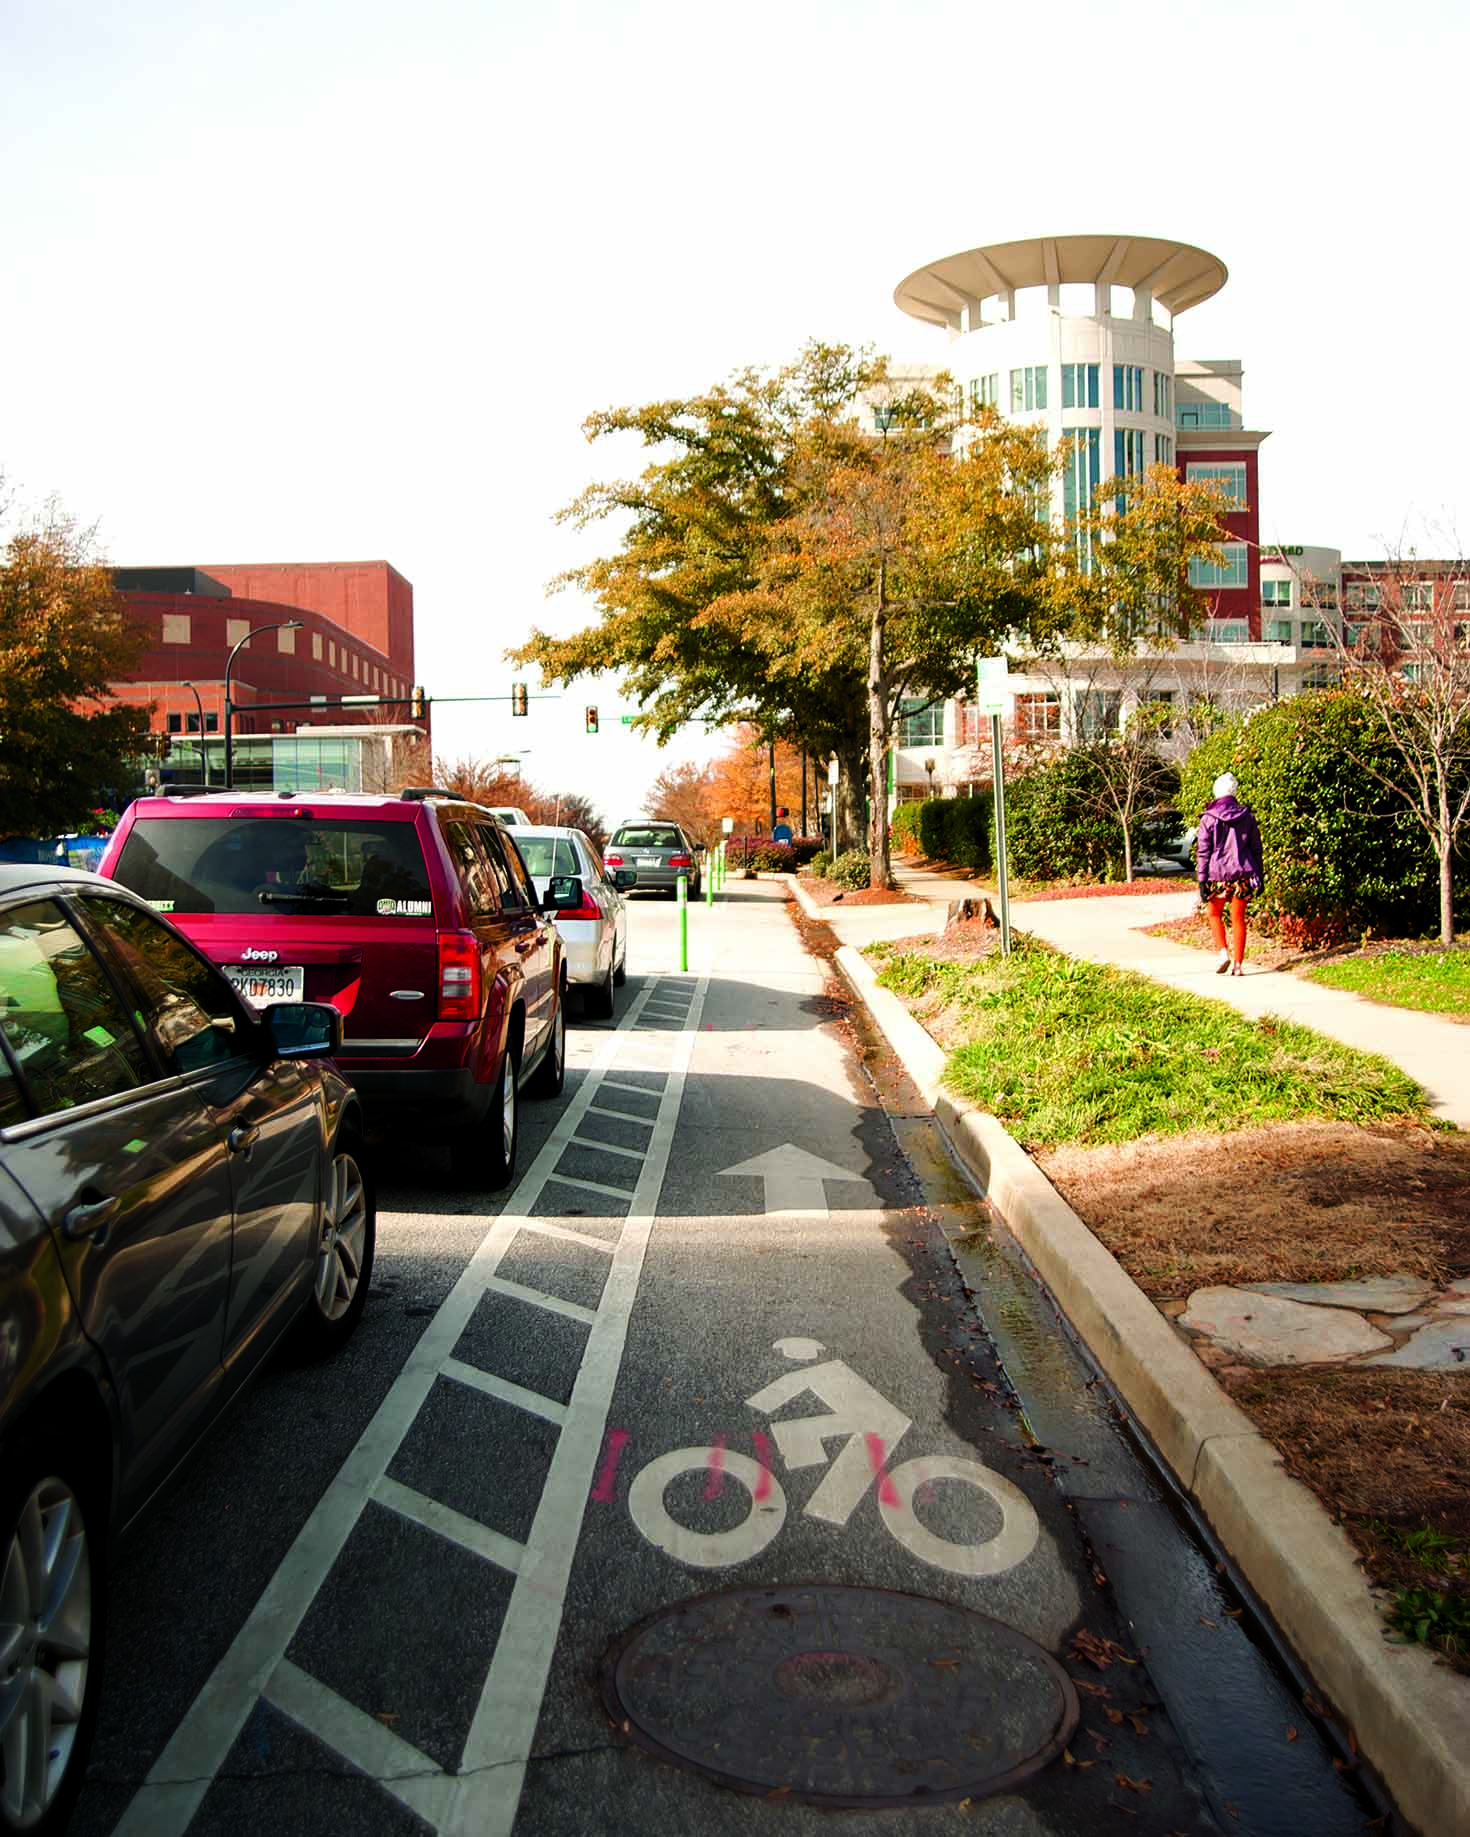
603,819 -> 702,898
0,864 -> 373,1836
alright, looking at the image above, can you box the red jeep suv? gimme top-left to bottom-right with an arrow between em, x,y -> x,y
99,789 -> 575,1187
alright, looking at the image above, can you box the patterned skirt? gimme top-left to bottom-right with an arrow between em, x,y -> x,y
1204,876 -> 1255,902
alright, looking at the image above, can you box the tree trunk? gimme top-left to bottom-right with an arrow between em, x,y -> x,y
868,566 -> 892,889
1439,784 -> 1454,946
1122,823 -> 1134,883
833,741 -> 865,854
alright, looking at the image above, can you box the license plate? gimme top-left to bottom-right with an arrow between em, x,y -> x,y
225,964 -> 305,1008
637,854 -> 662,866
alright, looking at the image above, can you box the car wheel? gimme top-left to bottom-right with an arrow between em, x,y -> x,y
452,1043 -> 519,1191
0,1439 -> 103,1837
586,963 -> 615,1021
531,985 -> 567,1095
296,1135 -> 376,1357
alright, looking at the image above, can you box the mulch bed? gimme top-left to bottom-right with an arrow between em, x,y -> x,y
794,876 -> 919,907
1018,876 -> 1188,901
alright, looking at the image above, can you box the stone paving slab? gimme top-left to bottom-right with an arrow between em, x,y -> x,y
1244,1276 -> 1436,1314
1178,1288 -> 1393,1365
1365,1316 -> 1470,1370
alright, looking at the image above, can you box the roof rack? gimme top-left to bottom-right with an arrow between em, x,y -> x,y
159,783 -> 216,798
400,786 -> 452,801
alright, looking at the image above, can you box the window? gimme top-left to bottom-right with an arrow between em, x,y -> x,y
1261,578 -> 1292,608
1302,581 -> 1338,610
1013,694 -> 1061,740
1061,363 -> 1099,409
226,618 -> 251,648
1453,584 -> 1470,612
1300,621 -> 1332,649
277,626 -> 296,654
162,613 -> 191,645
111,818 -> 433,919
513,835 -> 580,878
441,821 -> 499,916
1113,365 -> 1144,412
0,901 -> 149,1116
1186,462 -> 1247,508
1209,620 -> 1251,644
1009,366 -> 1047,412
486,828 -> 534,909
1302,663 -> 1339,688
1153,371 -> 1172,419
1154,433 -> 1174,466
1063,428 -> 1102,566
1265,619 -> 1293,643
1398,619 -> 1433,650
1345,582 -> 1380,611
1402,582 -> 1433,611
205,713 -> 218,733
1076,690 -> 1122,739
969,374 -> 999,411
185,713 -> 201,733
166,713 -> 183,733
1176,400 -> 1237,428
329,640 -> 337,668
312,632 -> 323,660
1114,427 -> 1147,481
898,698 -> 944,747
873,406 -> 897,432
1189,544 -> 1248,588
80,898 -> 244,1075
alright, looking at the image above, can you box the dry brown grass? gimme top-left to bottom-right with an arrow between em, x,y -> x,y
1036,1122 -> 1470,1300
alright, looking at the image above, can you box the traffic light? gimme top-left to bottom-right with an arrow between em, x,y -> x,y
585,705 -> 599,734
410,685 -> 426,719
511,681 -> 529,717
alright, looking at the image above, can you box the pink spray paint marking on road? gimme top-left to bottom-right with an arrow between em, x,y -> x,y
704,1434 -> 728,1500
866,1432 -> 901,1507
591,1428 -> 630,1503
752,1431 -> 775,1502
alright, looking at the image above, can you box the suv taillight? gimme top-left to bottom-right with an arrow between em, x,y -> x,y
668,853 -> 692,868
604,852 -> 624,866
437,931 -> 481,1022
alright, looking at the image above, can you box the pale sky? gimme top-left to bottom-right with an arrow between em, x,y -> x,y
4,0 -> 1466,823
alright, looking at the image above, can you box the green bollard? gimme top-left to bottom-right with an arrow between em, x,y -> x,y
677,871 -> 688,971
706,856 -> 714,908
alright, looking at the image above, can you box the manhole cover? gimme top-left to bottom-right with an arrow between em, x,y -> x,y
600,1583 -> 1078,1809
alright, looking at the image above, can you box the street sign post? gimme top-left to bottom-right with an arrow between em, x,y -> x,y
977,657 -> 1012,956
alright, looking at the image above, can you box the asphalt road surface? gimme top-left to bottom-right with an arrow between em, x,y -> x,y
72,882 -> 1387,1837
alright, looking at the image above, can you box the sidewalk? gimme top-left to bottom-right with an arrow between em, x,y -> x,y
817,857 -> 1470,1130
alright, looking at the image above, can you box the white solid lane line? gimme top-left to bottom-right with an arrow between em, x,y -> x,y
440,1359 -> 569,1426
445,981 -> 705,1837
112,975 -> 692,1837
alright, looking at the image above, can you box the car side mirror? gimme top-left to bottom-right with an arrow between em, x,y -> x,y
264,1001 -> 342,1058
612,868 -> 638,891
542,875 -> 583,912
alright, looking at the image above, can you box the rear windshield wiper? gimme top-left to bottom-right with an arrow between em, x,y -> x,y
256,888 -> 350,905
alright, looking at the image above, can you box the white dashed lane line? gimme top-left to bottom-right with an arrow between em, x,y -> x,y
112,976 -> 706,1837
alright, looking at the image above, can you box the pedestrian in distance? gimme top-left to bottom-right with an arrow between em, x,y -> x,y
1195,772 -> 1264,977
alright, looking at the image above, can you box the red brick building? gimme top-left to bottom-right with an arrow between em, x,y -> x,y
111,560 -> 421,746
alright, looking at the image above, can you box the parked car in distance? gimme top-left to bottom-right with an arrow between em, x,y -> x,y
0,862 -> 374,1835
489,806 -> 530,826
98,790 -> 585,1188
604,819 -> 702,899
510,826 -> 637,1018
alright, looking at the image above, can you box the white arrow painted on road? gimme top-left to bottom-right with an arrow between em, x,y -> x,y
718,1143 -> 871,1215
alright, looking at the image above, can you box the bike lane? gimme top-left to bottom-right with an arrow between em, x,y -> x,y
511,885 -> 1219,1836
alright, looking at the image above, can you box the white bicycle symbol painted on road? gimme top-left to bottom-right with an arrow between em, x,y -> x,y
627,1338 -> 1040,1579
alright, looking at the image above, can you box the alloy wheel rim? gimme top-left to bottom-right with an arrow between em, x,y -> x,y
316,1152 -> 368,1321
0,1478 -> 91,1829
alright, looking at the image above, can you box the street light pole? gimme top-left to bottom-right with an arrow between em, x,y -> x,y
181,680 -> 207,785
223,621 -> 303,790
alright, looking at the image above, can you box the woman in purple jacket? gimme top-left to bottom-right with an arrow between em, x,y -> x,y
1196,772 -> 1265,976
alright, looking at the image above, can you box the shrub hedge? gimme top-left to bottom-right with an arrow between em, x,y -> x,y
891,803 -> 924,855
829,849 -> 873,890
1001,750 -> 1162,882
908,796 -> 992,875
1180,689 -> 1467,943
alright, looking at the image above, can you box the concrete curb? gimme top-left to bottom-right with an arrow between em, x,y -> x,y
830,933 -> 1470,1837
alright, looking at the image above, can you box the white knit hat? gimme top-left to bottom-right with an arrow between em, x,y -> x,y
1213,772 -> 1239,799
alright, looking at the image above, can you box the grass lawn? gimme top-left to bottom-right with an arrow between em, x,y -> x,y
1304,947 -> 1470,1019
870,936 -> 1430,1149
